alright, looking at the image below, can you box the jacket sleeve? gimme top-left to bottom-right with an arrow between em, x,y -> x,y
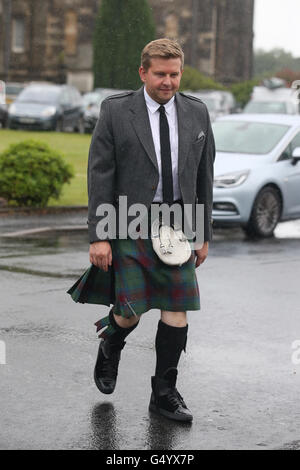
196,106 -> 216,242
87,99 -> 116,243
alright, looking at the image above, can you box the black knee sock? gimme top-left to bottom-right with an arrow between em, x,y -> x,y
155,320 -> 188,378
107,309 -> 139,346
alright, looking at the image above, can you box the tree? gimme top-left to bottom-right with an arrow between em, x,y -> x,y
93,0 -> 155,90
254,48 -> 300,78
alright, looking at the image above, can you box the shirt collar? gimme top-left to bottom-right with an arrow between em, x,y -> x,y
144,87 -> 175,115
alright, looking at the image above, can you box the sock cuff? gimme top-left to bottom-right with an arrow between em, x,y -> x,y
158,319 -> 188,334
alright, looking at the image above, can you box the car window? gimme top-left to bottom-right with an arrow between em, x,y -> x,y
6,84 -> 24,95
290,132 -> 300,151
83,92 -> 102,106
18,86 -> 61,104
60,89 -> 70,105
278,131 -> 300,161
69,87 -> 82,105
244,101 -> 287,114
212,120 -> 290,154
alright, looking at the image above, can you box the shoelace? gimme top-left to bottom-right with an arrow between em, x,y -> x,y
167,388 -> 185,409
99,351 -> 120,378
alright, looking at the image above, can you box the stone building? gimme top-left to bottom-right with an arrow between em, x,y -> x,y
151,0 -> 254,85
0,0 -> 254,91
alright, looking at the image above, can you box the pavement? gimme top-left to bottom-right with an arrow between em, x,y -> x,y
0,210 -> 300,450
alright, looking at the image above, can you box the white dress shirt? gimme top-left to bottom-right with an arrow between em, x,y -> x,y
144,87 -> 181,202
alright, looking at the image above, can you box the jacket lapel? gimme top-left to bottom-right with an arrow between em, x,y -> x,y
129,87 -> 158,171
175,92 -> 194,174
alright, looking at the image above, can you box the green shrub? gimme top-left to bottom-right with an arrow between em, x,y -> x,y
0,140 -> 74,207
230,79 -> 260,108
180,65 -> 226,91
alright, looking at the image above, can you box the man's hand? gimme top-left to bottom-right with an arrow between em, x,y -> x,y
89,241 -> 112,272
195,241 -> 209,268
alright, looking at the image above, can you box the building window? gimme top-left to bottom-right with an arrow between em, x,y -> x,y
12,18 -> 25,53
65,11 -> 77,55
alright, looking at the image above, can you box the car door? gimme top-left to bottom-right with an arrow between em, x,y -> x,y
67,87 -> 83,131
277,130 -> 300,217
60,88 -> 75,130
70,87 -> 83,130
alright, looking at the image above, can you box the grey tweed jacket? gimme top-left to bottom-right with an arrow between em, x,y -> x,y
87,86 -> 215,243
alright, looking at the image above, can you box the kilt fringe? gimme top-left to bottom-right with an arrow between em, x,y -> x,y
95,313 -> 116,339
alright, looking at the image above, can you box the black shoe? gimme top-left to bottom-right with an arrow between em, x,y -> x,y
149,367 -> 193,422
94,338 -> 125,394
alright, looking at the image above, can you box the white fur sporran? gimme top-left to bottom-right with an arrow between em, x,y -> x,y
151,218 -> 192,266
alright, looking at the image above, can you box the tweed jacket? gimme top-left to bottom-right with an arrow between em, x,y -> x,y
87,86 -> 215,243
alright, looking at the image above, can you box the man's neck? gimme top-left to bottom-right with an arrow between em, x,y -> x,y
144,86 -> 174,106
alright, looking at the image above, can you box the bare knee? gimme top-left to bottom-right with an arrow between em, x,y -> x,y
114,314 -> 140,328
161,310 -> 187,327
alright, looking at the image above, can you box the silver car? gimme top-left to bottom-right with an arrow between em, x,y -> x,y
244,86 -> 299,115
212,114 -> 300,237
186,90 -> 237,121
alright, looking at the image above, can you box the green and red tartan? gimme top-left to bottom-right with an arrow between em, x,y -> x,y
67,238 -> 200,324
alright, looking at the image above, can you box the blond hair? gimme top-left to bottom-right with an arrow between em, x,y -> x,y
141,38 -> 184,70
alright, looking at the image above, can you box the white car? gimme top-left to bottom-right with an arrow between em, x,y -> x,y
212,114 -> 300,237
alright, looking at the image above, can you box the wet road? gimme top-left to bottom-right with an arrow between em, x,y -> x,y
0,213 -> 300,450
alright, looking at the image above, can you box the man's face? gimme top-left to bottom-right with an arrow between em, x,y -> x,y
139,57 -> 183,104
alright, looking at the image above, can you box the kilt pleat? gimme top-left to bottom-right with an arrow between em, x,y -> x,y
67,238 -> 200,318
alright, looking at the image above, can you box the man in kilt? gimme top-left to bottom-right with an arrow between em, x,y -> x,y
68,39 -> 215,422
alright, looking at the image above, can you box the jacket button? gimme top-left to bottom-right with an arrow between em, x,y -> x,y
151,186 -> 156,190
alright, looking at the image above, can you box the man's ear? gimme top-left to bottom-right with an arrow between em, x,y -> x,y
139,65 -> 146,83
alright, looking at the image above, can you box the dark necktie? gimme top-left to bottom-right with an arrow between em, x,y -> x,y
159,105 -> 174,204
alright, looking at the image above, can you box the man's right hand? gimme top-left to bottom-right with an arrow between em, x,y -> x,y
89,241 -> 112,272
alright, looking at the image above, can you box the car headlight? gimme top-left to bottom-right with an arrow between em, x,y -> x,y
214,170 -> 250,188
41,106 -> 56,117
9,103 -> 17,115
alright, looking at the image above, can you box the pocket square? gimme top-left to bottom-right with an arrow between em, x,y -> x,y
195,131 -> 205,142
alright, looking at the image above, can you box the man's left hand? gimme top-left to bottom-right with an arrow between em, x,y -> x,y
195,241 -> 209,268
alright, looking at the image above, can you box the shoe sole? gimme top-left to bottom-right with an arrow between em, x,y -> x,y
94,368 -> 115,395
149,402 -> 193,423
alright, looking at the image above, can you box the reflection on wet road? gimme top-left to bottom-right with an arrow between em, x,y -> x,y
0,219 -> 300,450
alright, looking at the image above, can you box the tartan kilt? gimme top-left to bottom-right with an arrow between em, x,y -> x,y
67,237 -> 200,319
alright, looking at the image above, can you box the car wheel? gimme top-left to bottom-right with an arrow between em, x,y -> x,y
243,186 -> 282,238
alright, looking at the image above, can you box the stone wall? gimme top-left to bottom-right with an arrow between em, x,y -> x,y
0,0 -> 254,90
149,0 -> 254,84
